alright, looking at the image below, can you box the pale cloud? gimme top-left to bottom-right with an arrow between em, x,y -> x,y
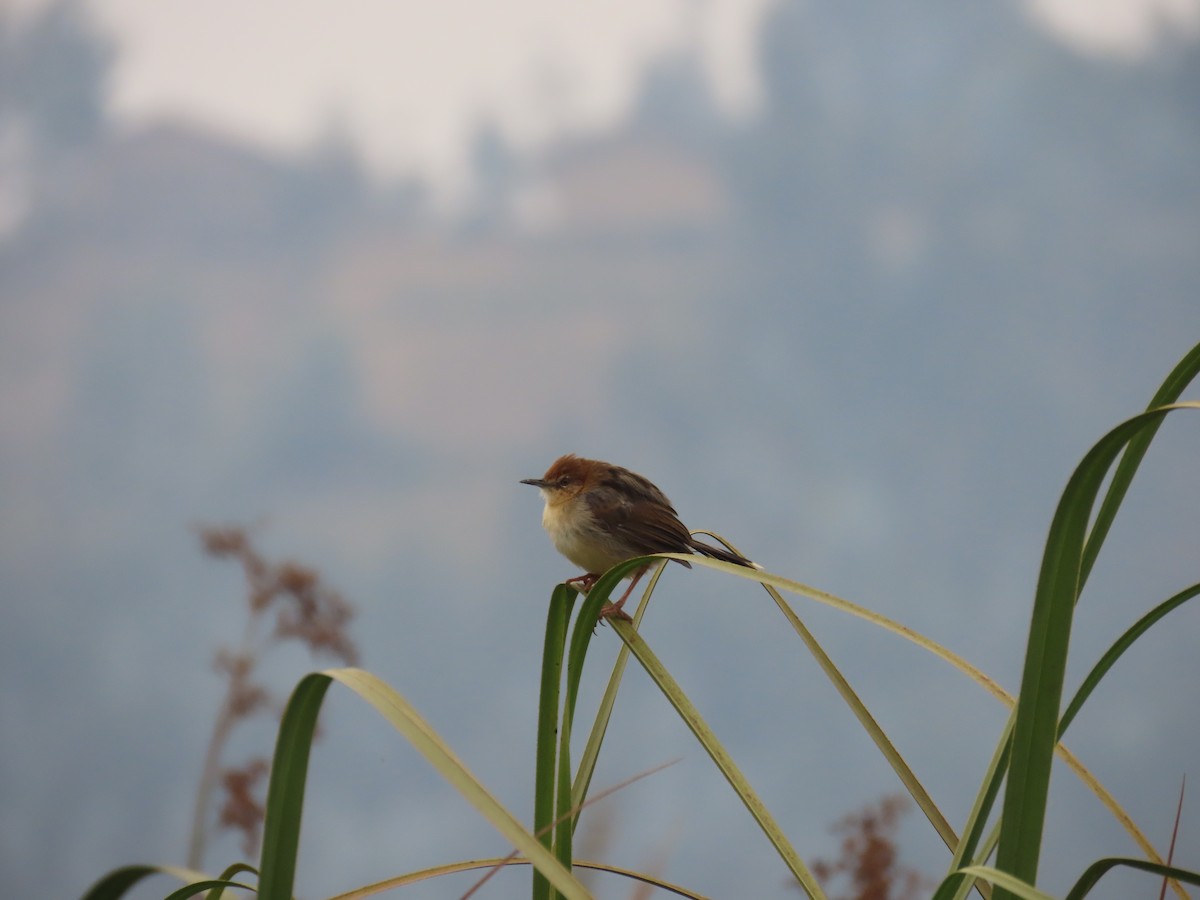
13,0 -> 1189,195
85,0 -> 770,193
1027,0 -> 1200,56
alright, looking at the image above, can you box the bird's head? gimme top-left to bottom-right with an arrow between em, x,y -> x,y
520,454 -> 597,506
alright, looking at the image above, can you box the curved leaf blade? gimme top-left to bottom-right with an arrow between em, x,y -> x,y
325,668 -> 593,900
1065,858 -> 1200,900
997,403 -> 1199,896
608,618 -> 826,900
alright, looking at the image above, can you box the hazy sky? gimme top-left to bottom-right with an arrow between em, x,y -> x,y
3,2 -> 1199,898
9,0 -> 1199,193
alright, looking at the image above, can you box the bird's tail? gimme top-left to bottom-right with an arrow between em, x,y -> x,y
691,538 -> 761,570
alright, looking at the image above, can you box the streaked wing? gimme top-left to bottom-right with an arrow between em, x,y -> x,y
585,488 -> 695,559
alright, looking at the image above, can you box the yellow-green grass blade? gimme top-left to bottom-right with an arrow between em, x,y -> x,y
933,819 -> 1007,900
329,668 -> 593,899
754,574 -> 960,858
204,863 -> 260,899
257,669 -> 592,900
607,617 -> 826,900
1079,341 -> 1200,591
943,710 -> 1014,900
968,822 -> 1004,893
649,550 -> 1183,882
1064,858 -> 1200,900
694,530 -> 951,850
997,403 -> 1200,897
463,759 -> 680,898
950,866 -> 1058,900
644,541 -> 969,897
164,881 -> 256,899
327,856 -> 711,899
533,584 -> 575,900
652,554 -> 1014,707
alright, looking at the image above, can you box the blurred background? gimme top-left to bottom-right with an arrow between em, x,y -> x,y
2,0 -> 1198,897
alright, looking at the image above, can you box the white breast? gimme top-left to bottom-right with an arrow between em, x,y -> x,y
541,495 -> 626,574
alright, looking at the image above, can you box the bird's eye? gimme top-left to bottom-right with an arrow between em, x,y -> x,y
557,476 -> 572,488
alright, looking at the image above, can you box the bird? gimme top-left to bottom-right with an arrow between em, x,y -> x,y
521,454 -> 758,619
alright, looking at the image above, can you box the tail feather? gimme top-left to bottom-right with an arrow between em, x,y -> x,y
690,538 -> 760,570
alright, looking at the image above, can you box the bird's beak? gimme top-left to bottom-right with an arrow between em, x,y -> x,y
520,477 -> 547,487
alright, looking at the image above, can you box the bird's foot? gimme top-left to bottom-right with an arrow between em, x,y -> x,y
598,602 -> 633,623
565,573 -> 600,593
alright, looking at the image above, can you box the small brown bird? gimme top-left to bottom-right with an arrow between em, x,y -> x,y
521,454 -> 758,618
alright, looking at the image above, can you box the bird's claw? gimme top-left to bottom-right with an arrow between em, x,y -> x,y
598,603 -> 633,623
565,573 -> 600,594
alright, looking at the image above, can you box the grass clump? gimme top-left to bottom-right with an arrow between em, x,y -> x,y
84,343 -> 1200,900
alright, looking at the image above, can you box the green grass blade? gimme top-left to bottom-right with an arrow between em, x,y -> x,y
607,618 -> 826,900
996,403 -> 1199,898
1079,341 -> 1200,591
80,866 -> 163,900
952,579 -> 1200,898
257,670 -> 331,900
554,718 -> 574,888
555,558 -> 647,864
1059,583 -> 1200,735
534,585 -> 575,900
79,866 -> 215,900
571,561 -> 668,822
562,559 -> 647,720
934,588 -> 1200,896
1064,859 -> 1200,900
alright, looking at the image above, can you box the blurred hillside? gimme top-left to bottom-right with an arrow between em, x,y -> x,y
5,0 -> 1197,529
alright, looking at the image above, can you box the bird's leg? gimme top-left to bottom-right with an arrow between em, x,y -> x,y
598,569 -> 644,622
565,573 -> 600,593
